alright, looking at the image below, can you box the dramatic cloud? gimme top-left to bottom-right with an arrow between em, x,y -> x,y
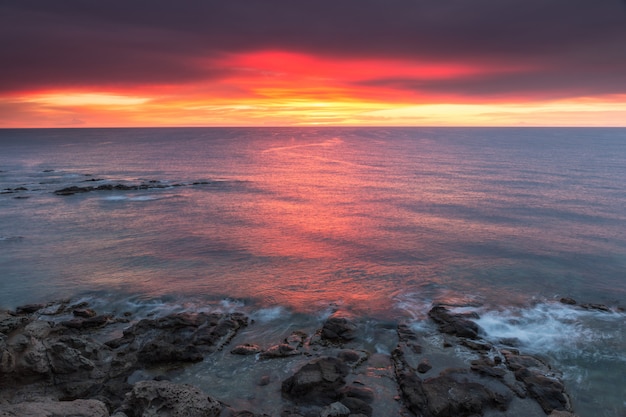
1,0 -> 625,126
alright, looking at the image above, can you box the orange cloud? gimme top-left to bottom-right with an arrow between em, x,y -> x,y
2,50 -> 625,127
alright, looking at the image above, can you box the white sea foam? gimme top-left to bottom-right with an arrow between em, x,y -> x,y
102,195 -> 159,202
474,303 -> 625,361
251,306 -> 288,323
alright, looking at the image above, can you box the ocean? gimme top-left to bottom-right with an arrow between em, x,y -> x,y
1,127 -> 625,416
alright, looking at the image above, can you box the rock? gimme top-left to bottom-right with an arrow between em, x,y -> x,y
421,370 -> 511,416
320,401 -> 350,417
74,308 -> 98,318
470,358 -> 506,378
231,343 -> 262,355
428,305 -> 480,339
15,304 -> 45,315
336,349 -> 362,364
579,303 -> 611,312
285,331 -> 307,348
394,369 -> 428,416
0,399 -> 108,417
0,312 -> 33,334
515,367 -> 571,414
460,339 -> 492,352
339,397 -> 372,416
138,340 -> 202,364
120,380 -> 222,417
106,312 -> 248,359
397,323 -> 419,342
260,343 -> 299,359
61,315 -> 112,330
321,316 -> 357,343
549,411 -> 580,417
338,386 -> 374,403
282,357 -> 350,405
559,297 -> 577,305
417,359 -> 432,374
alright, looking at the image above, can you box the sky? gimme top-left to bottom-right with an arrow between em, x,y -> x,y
1,0 -> 626,127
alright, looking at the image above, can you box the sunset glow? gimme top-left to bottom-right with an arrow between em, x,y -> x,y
1,1 -> 626,127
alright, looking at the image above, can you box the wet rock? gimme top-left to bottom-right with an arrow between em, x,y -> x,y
120,380 -> 222,417
428,305 -> 480,339
15,304 -> 45,315
338,386 -> 374,404
394,368 -> 428,416
106,312 -> 248,358
417,359 -> 432,374
503,351 -> 549,372
460,339 -> 492,352
320,401 -> 350,417
231,343 -> 262,355
579,303 -> 611,312
340,396 -> 372,416
226,411 -> 272,417
74,308 -> 98,318
62,315 -> 112,330
321,316 -> 358,343
559,297 -> 577,305
515,367 -> 571,414
336,349 -> 362,364
470,358 -> 506,378
285,331 -> 307,348
422,370 -> 511,416
138,340 -> 203,364
397,323 -> 418,342
0,312 -> 33,334
549,411 -> 580,417
282,357 -> 350,405
0,399 -> 108,417
260,343 -> 299,359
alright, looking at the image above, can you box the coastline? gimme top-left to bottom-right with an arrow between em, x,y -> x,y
0,298 -> 604,417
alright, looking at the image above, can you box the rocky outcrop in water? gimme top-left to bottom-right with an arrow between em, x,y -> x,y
52,179 -> 219,196
0,301 -> 585,417
54,182 -> 171,195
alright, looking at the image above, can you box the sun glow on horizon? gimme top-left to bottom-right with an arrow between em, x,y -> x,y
2,50 -> 626,128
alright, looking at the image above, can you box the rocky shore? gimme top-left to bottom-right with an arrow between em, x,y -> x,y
0,299 -> 592,417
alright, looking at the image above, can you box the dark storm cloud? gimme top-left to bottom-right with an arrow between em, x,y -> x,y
1,0 -> 626,96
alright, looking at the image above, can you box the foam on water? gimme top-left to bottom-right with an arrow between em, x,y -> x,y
250,306 -> 289,323
472,303 -> 625,359
101,195 -> 160,202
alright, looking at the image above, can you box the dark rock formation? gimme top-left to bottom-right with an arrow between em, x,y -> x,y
231,343 -> 262,355
281,357 -> 350,405
0,299 -> 584,417
54,183 -> 169,195
119,380 -> 222,417
105,312 -> 248,365
428,305 -> 480,339
259,343 -> 299,359
320,316 -> 357,343
53,179 -> 217,196
559,297 -> 577,305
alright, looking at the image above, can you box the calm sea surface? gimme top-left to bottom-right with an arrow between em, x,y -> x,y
1,127 -> 625,415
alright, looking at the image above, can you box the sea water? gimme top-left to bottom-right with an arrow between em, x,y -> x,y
1,127 -> 625,415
